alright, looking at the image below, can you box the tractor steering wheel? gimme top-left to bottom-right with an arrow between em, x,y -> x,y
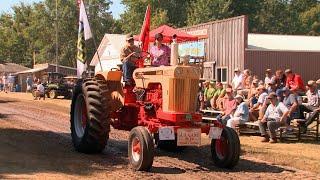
135,51 -> 151,68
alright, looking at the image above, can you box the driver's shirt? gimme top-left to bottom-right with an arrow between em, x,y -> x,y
120,44 -> 141,63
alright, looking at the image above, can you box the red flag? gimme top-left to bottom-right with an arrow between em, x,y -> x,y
139,5 -> 151,53
76,0 -> 81,8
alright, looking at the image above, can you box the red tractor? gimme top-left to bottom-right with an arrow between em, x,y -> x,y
70,63 -> 240,171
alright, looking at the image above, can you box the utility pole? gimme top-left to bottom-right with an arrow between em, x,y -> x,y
55,0 -> 59,73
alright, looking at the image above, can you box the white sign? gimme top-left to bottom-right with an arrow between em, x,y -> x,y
159,127 -> 175,140
186,29 -> 208,37
177,128 -> 201,146
209,127 -> 223,139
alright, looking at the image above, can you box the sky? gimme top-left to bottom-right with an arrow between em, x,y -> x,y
0,0 -> 125,19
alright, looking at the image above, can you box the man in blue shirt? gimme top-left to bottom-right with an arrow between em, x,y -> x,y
226,94 -> 249,129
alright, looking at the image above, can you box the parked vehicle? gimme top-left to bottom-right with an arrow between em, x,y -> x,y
32,72 -> 76,99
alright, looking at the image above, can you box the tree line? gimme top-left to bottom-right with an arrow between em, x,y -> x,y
0,0 -> 319,68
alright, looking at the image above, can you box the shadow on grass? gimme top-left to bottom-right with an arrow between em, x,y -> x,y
0,128 -> 128,178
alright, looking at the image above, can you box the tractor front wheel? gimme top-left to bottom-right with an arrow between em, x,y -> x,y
128,126 -> 154,171
211,127 -> 240,168
49,89 -> 58,99
70,78 -> 111,153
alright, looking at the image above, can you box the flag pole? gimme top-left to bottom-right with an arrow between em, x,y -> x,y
55,0 -> 59,73
82,0 -> 103,73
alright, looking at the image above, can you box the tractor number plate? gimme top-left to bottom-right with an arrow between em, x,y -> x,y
159,126 -> 175,140
177,128 -> 201,146
209,127 -> 223,139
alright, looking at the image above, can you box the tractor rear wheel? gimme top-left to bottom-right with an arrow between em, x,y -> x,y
128,126 -> 154,171
70,78 -> 111,153
211,127 -> 240,168
49,89 -> 58,99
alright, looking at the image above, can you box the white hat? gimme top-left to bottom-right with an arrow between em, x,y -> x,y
235,94 -> 244,100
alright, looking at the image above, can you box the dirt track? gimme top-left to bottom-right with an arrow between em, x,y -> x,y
0,93 -> 319,179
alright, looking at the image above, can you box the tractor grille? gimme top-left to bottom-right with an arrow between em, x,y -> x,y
168,78 -> 199,113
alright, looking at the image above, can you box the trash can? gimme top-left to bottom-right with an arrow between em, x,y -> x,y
15,84 -> 21,92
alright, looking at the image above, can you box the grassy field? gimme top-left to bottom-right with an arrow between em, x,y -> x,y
240,136 -> 320,173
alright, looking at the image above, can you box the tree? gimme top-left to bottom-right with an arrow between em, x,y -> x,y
0,0 -> 118,68
120,0 -> 192,34
299,4 -> 320,35
187,0 -> 232,25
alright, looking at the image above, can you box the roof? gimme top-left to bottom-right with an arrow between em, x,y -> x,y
0,63 -> 30,73
248,33 -> 320,51
16,63 -> 76,75
34,63 -> 76,71
16,66 -> 48,74
90,34 -> 126,66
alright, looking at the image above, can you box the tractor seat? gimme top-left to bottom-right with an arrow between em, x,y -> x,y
117,64 -> 123,71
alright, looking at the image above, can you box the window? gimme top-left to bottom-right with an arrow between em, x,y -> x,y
216,67 -> 227,83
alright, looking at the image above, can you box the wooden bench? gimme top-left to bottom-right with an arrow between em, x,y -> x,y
278,119 -> 307,141
235,121 -> 260,135
201,109 -> 223,114
202,116 -> 217,124
202,117 -> 217,121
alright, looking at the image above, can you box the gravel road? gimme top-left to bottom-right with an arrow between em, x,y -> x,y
0,94 -> 319,179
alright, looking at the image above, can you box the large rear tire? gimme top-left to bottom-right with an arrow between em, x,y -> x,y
128,126 -> 154,171
211,127 -> 240,168
70,78 -> 111,153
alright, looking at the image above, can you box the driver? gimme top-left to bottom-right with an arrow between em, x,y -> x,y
120,34 -> 141,85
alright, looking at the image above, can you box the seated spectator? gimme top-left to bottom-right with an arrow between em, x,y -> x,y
267,80 -> 278,94
226,94 -> 249,129
204,80 -> 216,109
34,80 -> 45,100
264,69 -> 274,88
267,80 -> 283,100
259,93 -> 289,143
217,88 -> 237,124
211,82 -> 225,109
249,85 -> 268,122
232,68 -> 243,94
281,87 -> 300,131
253,75 -> 259,81
275,69 -> 286,88
300,80 -> 320,132
248,79 -> 259,107
285,69 -> 305,94
239,69 -> 252,97
316,79 -> 320,97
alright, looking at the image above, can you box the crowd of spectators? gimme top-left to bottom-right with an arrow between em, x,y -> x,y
198,68 -> 320,143
0,73 -> 15,93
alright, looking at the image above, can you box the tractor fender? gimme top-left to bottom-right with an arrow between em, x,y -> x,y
95,71 -> 125,107
95,70 -> 122,82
